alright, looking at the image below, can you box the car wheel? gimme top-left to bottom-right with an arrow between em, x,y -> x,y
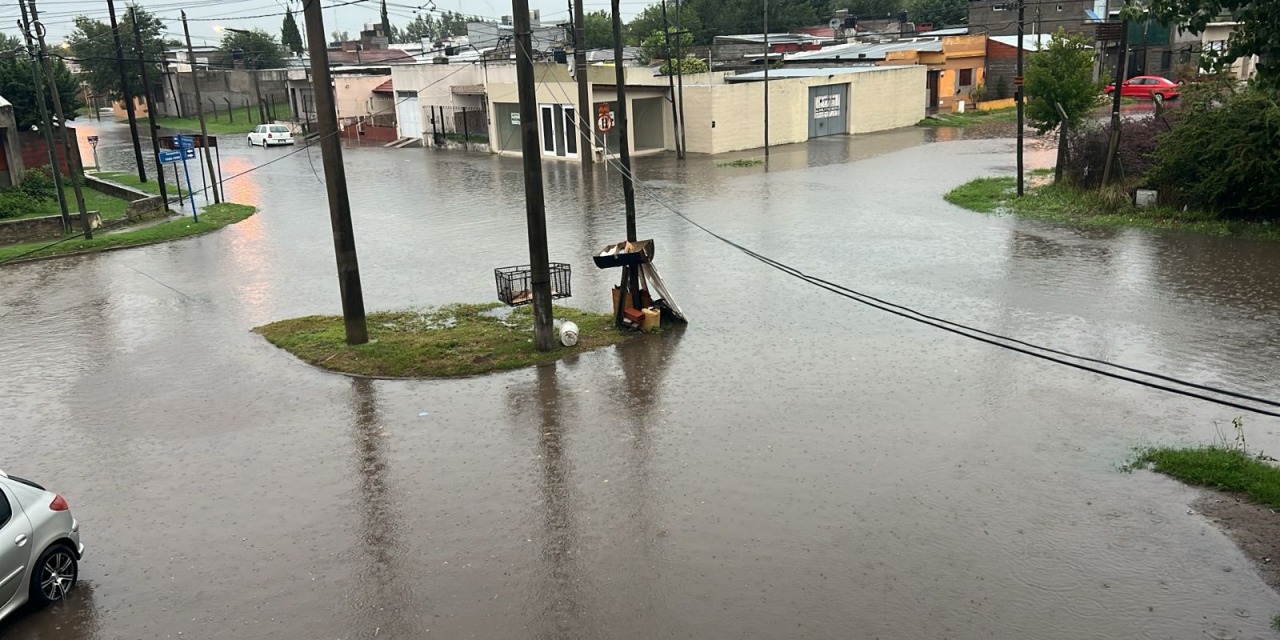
29,544 -> 77,607
247,137 -> 253,146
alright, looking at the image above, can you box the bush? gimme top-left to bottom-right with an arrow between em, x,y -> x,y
1146,84 -> 1280,218
969,82 -> 987,103
18,166 -> 57,202
1062,111 -> 1179,189
0,189 -> 40,219
658,56 -> 708,76
994,76 -> 1010,100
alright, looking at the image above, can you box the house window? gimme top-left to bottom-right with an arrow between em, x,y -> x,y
958,68 -> 974,86
1160,50 -> 1172,70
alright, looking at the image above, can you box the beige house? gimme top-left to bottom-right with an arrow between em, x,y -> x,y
484,62 -> 925,161
1199,21 -> 1258,81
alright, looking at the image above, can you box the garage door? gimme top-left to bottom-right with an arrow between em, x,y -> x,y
808,84 -> 849,138
396,91 -> 421,139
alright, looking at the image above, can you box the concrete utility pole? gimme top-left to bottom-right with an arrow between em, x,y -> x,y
132,6 -> 169,208
674,0 -> 687,158
611,0 -> 637,243
107,0 -> 146,182
512,0 -> 555,352
573,0 -> 593,177
1015,0 -> 1025,196
301,0 -> 369,345
17,0 -> 68,231
28,0 -> 90,238
662,0 -> 682,158
182,12 -> 221,204
763,0 -> 770,159
1102,0 -> 1131,188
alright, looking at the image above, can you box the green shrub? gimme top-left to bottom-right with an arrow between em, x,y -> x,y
658,56 -> 708,76
0,189 -> 40,219
18,166 -> 57,202
1148,84 -> 1280,219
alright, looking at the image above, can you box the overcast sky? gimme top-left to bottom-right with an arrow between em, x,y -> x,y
12,0 -> 649,46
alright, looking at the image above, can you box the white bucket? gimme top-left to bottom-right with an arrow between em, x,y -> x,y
559,321 -> 579,347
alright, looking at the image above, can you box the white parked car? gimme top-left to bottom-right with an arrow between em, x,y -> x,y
247,124 -> 294,147
0,470 -> 83,623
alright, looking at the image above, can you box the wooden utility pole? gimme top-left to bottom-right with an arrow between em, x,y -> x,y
1015,0 -> 1025,196
301,0 -> 369,345
28,0 -> 90,238
662,0 -> 682,158
611,0 -> 637,242
1102,1 -> 1130,188
573,0 -> 593,177
132,6 -> 169,208
763,0 -> 770,159
17,0 -> 68,231
513,0 -> 555,351
107,0 -> 146,182
181,12 -> 221,204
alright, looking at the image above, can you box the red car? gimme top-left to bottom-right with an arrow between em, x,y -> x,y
1104,75 -> 1180,104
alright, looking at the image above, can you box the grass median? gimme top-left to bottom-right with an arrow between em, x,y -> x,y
0,203 -> 256,264
157,103 -> 291,135
254,303 -> 637,378
945,176 -> 1280,240
917,107 -> 1017,128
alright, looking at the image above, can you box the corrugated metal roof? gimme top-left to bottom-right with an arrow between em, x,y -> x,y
726,65 -> 916,82
917,27 -> 969,36
784,38 -> 942,61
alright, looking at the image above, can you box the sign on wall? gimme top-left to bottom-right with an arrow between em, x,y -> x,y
511,112 -> 521,125
814,94 -> 841,118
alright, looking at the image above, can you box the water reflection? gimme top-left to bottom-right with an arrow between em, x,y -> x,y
346,378 -> 412,634
0,581 -> 100,640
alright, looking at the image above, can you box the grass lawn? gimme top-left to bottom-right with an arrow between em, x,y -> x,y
157,102 -> 292,135
917,107 -> 1018,127
945,176 -> 1280,240
94,171 -> 188,198
0,203 -> 256,264
1,184 -> 132,223
254,303 -> 639,378
1131,445 -> 1280,510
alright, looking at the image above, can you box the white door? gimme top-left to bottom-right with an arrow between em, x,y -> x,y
539,104 -> 576,157
397,92 -> 421,139
0,487 -> 34,612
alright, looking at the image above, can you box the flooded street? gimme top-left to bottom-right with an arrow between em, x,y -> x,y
2,119 -> 1279,639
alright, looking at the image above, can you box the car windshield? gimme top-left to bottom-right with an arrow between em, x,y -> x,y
270,126 -> 290,133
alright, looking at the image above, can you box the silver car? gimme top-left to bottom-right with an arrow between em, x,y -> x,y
0,470 -> 83,623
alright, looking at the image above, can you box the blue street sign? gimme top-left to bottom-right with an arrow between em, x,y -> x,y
175,134 -> 194,149
158,150 -> 182,163
183,148 -> 196,159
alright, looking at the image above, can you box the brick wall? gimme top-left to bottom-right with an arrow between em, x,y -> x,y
18,128 -> 84,176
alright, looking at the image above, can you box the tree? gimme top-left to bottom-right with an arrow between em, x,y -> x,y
1137,0 -> 1280,89
659,56 -> 709,75
628,3 -> 702,45
582,10 -> 615,49
331,30 -> 350,45
0,49 -> 82,130
831,0 -> 903,19
67,8 -> 166,102
380,0 -> 393,44
1023,29 -> 1101,133
281,8 -> 304,56
908,0 -> 965,26
640,27 -> 694,64
217,29 -> 286,70
401,14 -> 436,43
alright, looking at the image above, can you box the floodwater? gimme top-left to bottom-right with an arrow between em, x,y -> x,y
2,118 -> 1278,639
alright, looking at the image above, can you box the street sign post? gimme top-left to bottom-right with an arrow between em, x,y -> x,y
159,143 -> 197,218
596,113 -> 614,133
87,135 -> 100,172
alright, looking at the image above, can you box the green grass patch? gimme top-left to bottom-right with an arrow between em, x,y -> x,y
444,132 -> 488,143
917,107 -> 1018,128
1271,612 -> 1280,632
1130,446 -> 1280,510
157,102 -> 292,135
945,176 -> 1280,240
253,303 -> 639,378
716,158 -> 764,168
94,171 -> 187,197
0,203 -> 256,264
0,182 -> 133,223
